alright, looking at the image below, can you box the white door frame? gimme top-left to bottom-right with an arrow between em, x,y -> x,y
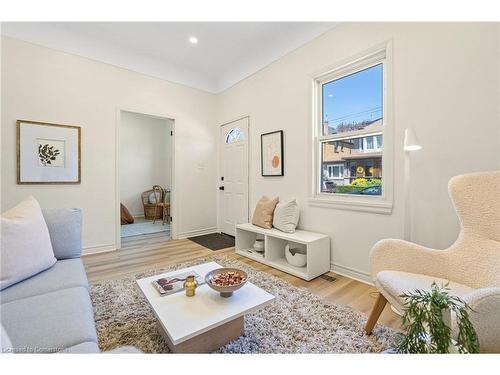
115,107 -> 177,250
217,115 -> 250,234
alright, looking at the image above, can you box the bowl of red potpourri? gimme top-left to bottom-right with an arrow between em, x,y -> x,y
205,268 -> 248,297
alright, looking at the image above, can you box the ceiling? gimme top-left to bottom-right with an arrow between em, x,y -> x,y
1,22 -> 336,93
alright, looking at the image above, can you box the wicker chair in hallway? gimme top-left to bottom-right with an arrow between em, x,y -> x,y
141,186 -> 171,224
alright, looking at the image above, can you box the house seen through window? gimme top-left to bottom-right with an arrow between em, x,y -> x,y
320,63 -> 383,196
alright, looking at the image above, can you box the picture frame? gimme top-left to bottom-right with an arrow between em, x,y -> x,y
17,120 -> 81,184
261,130 -> 284,176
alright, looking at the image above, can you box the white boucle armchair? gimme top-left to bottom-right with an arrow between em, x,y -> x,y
364,171 -> 500,353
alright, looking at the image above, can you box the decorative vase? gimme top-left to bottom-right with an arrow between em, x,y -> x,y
253,239 -> 265,253
183,275 -> 198,297
285,243 -> 307,267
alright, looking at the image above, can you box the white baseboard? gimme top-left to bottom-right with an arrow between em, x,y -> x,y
177,227 -> 218,239
331,263 -> 373,285
82,243 -> 116,256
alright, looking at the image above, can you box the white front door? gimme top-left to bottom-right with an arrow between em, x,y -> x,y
219,117 -> 249,236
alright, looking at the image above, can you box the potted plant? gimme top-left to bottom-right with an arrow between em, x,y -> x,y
396,282 -> 479,353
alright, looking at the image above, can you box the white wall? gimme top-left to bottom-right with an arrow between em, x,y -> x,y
120,111 -> 172,217
2,24 -> 499,275
217,22 -> 500,282
1,36 -> 218,253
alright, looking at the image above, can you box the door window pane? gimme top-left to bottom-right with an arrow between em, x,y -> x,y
225,128 -> 244,143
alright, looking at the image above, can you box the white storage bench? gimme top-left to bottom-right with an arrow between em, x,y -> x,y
235,223 -> 330,281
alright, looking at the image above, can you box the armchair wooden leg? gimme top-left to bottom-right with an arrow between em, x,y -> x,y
365,293 -> 388,335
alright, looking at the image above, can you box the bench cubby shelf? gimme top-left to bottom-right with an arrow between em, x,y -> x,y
235,223 -> 330,281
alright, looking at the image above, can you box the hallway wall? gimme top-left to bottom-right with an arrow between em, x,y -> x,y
120,111 -> 172,217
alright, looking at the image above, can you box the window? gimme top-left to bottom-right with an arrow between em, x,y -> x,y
326,164 -> 344,179
319,63 -> 383,195
312,45 -> 393,213
366,136 -> 374,150
225,128 -> 244,143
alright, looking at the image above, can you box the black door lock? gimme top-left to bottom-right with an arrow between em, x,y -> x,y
219,186 -> 225,190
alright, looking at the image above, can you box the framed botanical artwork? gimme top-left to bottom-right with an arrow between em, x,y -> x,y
261,130 -> 284,176
17,120 -> 81,184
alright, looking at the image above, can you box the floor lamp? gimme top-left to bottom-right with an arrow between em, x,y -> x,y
403,128 -> 422,242
389,128 -> 423,317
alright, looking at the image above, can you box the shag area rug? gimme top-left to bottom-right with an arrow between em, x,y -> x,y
90,255 -> 399,353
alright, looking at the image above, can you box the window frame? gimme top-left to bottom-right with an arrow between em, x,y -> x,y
309,42 -> 394,214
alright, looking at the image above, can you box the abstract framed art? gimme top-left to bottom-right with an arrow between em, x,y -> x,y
17,120 -> 81,184
261,130 -> 284,176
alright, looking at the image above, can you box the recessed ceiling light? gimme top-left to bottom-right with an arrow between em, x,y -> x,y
189,36 -> 198,45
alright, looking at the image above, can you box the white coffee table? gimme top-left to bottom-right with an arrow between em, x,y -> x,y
136,261 -> 275,353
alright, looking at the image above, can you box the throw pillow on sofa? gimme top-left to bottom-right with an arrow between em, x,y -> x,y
273,199 -> 300,233
0,196 -> 56,290
251,196 -> 279,229
42,208 -> 82,260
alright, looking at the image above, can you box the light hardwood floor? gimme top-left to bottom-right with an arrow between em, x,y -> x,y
83,232 -> 402,331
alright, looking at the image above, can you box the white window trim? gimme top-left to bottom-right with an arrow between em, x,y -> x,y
308,41 -> 394,215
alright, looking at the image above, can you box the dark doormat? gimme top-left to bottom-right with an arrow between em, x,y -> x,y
188,233 -> 235,251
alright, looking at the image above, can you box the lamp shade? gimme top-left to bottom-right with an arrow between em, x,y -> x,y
404,128 -> 422,151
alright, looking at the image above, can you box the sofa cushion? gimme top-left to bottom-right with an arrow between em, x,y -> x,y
375,270 -> 474,311
42,208 -> 82,260
0,259 -> 89,304
1,196 -> 57,290
59,341 -> 100,353
1,324 -> 13,354
0,287 -> 97,353
273,199 -> 300,233
251,196 -> 279,229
